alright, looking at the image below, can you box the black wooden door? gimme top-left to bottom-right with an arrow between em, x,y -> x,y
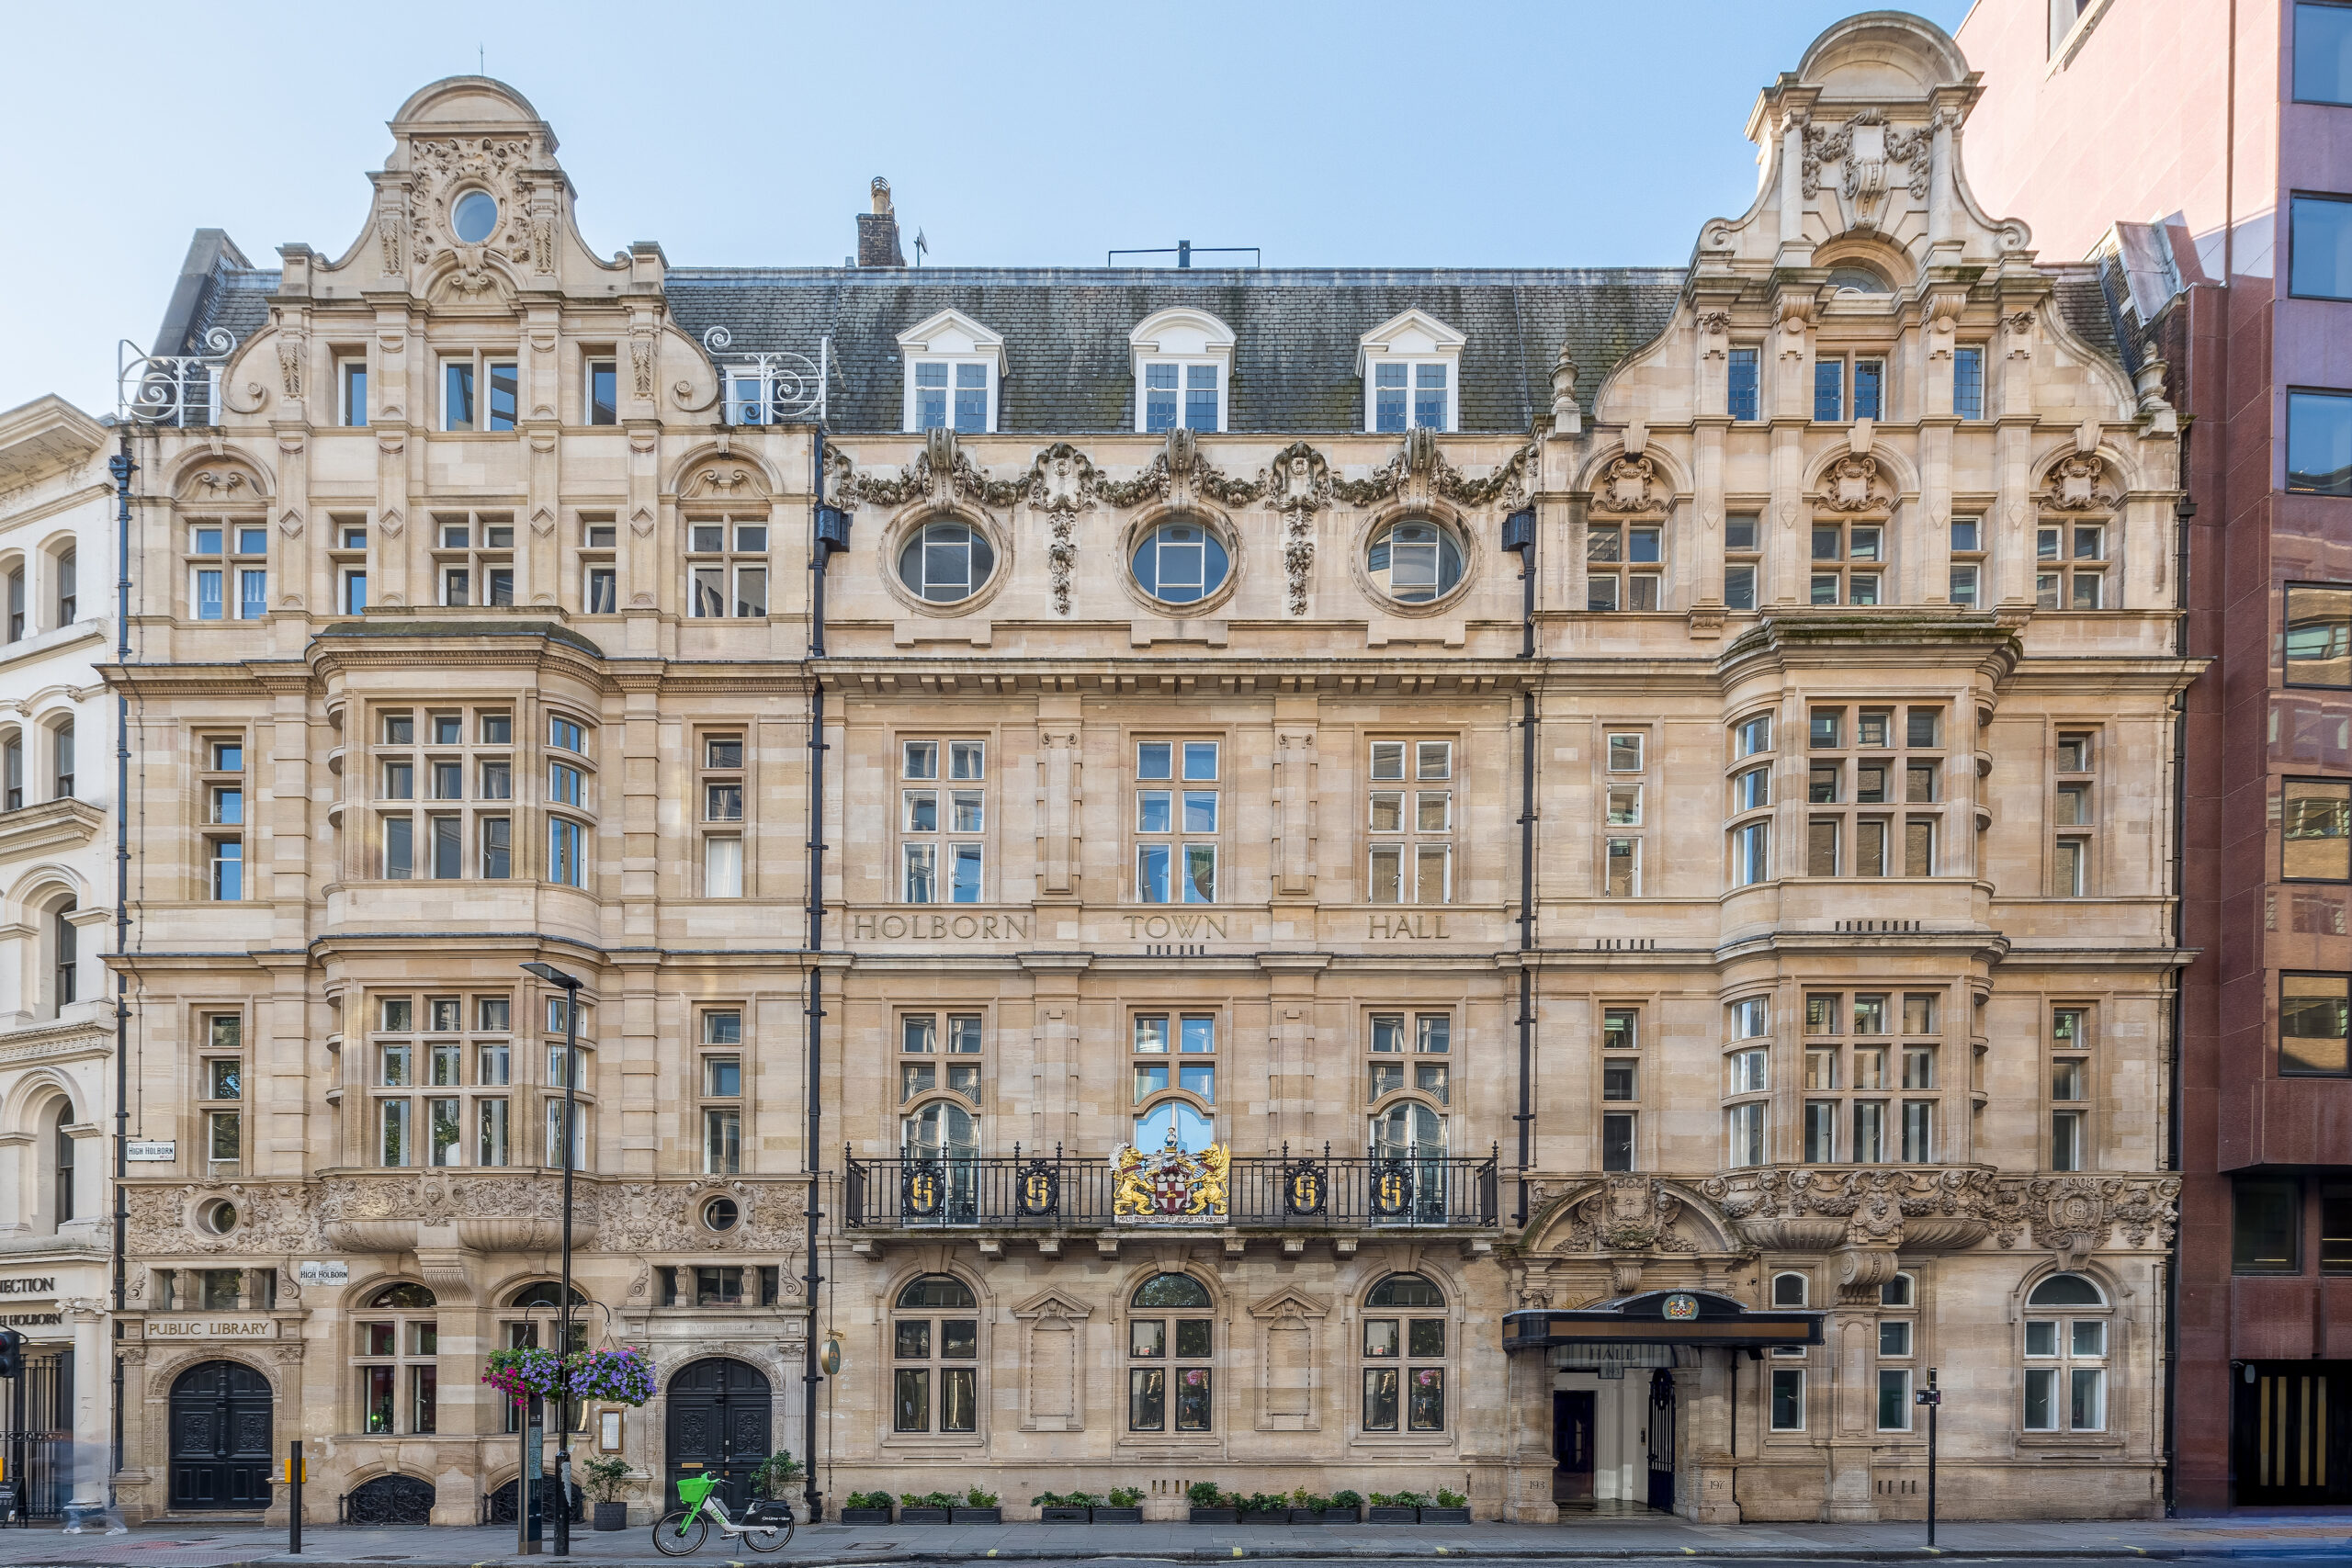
1551,1390 -> 1596,1504
168,1361 -> 274,1511
663,1359 -> 771,1513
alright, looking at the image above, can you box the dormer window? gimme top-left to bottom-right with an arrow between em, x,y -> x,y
897,310 -> 1005,434
1358,310 -> 1464,434
1129,308 -> 1235,434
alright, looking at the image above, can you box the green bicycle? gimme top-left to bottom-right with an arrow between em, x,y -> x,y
651,1472 -> 794,1555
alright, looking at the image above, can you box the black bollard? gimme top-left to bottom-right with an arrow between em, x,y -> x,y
288,1439 -> 302,1555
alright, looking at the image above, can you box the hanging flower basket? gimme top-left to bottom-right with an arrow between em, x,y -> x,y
481,1347 -> 566,1407
569,1346 -> 657,1407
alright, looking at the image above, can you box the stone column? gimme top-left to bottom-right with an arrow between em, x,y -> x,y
61,1299 -> 107,1508
1822,1308 -> 1880,1520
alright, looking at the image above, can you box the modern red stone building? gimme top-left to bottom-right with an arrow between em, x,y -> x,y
1961,0 -> 2352,1512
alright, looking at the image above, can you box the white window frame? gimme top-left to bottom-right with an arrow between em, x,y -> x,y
896,310 -> 1007,434
440,352 -> 520,434
1129,308 -> 1235,434
338,357 -> 368,428
1356,309 -> 1466,434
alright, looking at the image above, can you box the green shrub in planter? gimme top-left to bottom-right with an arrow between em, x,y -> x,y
842,1489 -> 894,1525
898,1490 -> 958,1523
954,1484 -> 1002,1523
1186,1482 -> 1237,1523
1326,1489 -> 1364,1521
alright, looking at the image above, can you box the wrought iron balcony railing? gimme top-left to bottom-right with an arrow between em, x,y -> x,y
842,1144 -> 1499,1231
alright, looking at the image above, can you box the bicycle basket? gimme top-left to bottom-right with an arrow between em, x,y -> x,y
675,1473 -> 720,1509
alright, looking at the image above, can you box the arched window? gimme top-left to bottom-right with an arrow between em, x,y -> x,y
1826,264 -> 1892,294
51,720 -> 73,799
356,1282 -> 439,1435
51,1100 -> 75,1227
1131,521 -> 1228,605
897,520 -> 995,603
902,1099 -> 978,1159
1373,1099 -> 1445,1157
4,731 -> 21,809
500,1280 -> 586,1431
2022,1273 -> 2109,1434
892,1275 -> 978,1434
1364,518 -> 1464,604
1771,1270 -> 1809,1307
1128,1273 -> 1213,1432
50,899 -> 77,1014
1135,1100 -> 1214,1154
54,549 -> 74,624
6,566 -> 22,641
1362,1273 -> 1447,1433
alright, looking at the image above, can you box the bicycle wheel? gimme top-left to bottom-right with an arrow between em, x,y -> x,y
652,1509 -> 708,1556
743,1520 -> 794,1552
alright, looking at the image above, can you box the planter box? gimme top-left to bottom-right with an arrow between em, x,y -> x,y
952,1506 -> 1002,1524
1091,1506 -> 1144,1522
1364,1506 -> 1419,1524
840,1507 -> 892,1525
1040,1506 -> 1091,1522
1419,1506 -> 1471,1524
1188,1506 -> 1238,1523
591,1501 -> 628,1531
1317,1507 -> 1362,1522
1239,1508 -> 1291,1525
1286,1509 -> 1326,1523
899,1506 -> 953,1524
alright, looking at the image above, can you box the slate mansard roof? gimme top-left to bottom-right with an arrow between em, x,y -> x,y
160,256 -> 2126,436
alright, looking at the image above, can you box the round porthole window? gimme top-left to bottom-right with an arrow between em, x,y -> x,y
451,190 -> 500,245
201,1200 -> 238,1235
1131,520 -> 1229,605
1365,518 -> 1464,604
703,1196 -> 740,1233
897,519 -> 996,603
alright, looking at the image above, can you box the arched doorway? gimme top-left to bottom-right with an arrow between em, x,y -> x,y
168,1360 -> 273,1510
663,1358 -> 770,1513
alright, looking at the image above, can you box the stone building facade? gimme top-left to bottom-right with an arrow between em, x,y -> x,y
105,14 -> 2186,1526
0,393 -> 119,1507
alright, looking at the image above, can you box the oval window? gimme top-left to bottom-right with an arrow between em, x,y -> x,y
897,520 -> 996,603
1365,519 -> 1464,604
1131,521 -> 1229,605
201,1200 -> 238,1235
703,1196 -> 740,1233
452,191 -> 499,245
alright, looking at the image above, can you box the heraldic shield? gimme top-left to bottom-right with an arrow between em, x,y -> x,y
1114,1125 -> 1229,1223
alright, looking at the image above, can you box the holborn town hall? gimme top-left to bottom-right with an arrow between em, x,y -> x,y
1,8 -> 2206,1529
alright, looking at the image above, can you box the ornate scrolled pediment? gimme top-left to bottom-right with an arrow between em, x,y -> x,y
2038,451 -> 2119,513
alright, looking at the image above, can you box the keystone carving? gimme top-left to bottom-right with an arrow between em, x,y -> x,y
1553,1177 -> 1698,1255
2037,451 -> 2118,513
1588,453 -> 1659,516
1265,441 -> 1331,617
1025,443 -> 1098,617
1801,110 -> 1929,229
1816,453 -> 1889,513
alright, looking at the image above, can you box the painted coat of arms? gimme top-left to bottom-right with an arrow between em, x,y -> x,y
1114,1127 -> 1229,1223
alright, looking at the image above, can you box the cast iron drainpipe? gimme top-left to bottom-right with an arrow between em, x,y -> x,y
2161,426 -> 2195,1517
804,429 -> 848,1520
107,435 -> 134,1488
1503,508 -> 1536,1224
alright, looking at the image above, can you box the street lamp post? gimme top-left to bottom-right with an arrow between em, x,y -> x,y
522,961 -> 582,1558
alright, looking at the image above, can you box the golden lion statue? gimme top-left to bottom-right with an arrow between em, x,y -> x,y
1188,1144 -> 1229,1216
1113,1145 -> 1152,1216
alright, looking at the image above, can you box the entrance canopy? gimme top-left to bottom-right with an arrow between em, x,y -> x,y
1504,1289 -> 1822,1352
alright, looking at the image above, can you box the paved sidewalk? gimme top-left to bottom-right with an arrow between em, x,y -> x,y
0,1512 -> 2347,1567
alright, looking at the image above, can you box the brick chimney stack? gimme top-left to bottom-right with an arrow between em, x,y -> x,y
857,176 -> 907,268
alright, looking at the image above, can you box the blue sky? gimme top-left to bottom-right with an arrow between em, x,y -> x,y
0,1 -> 1971,415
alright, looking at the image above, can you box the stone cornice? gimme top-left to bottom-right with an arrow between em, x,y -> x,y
0,1017 -> 112,1066
0,796 -> 106,859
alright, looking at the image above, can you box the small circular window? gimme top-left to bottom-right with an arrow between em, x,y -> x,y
451,190 -> 500,245
201,1200 -> 238,1235
1365,518 -> 1464,604
898,520 -> 996,603
1132,520 -> 1229,605
703,1196 -> 740,1233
